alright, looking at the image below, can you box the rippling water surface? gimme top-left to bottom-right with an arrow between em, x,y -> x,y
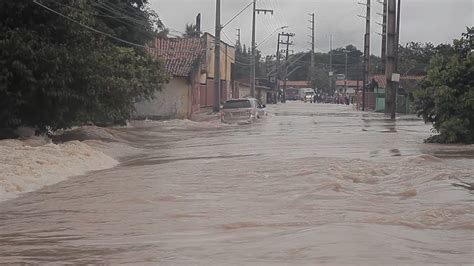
1,103 -> 473,265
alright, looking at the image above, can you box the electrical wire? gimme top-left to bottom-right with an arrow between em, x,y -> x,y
221,29 -> 234,45
222,1 -> 253,30
32,0 -> 199,55
33,0 -> 148,48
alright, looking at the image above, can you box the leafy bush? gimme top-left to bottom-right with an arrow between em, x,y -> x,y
414,28 -> 474,144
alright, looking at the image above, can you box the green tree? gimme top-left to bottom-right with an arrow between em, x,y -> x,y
157,28 -> 170,38
0,0 -> 169,133
281,45 -> 364,93
183,23 -> 199,38
414,28 -> 474,144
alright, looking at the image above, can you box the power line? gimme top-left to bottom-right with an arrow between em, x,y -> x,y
43,0 -> 177,42
92,2 -> 153,28
33,0 -> 197,55
33,0 -> 147,48
222,2 -> 253,29
221,29 -> 234,44
264,0 -> 283,27
45,0 -> 153,33
256,26 -> 287,48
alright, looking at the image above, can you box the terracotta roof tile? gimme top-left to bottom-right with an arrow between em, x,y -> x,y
371,74 -> 425,89
146,38 -> 205,77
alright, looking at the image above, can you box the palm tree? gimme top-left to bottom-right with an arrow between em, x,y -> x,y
183,23 -> 199,38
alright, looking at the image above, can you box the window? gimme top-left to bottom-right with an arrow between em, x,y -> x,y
223,100 -> 251,109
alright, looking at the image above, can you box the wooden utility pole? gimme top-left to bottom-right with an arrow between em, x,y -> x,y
250,0 -> 273,97
280,32 -> 294,103
385,0 -> 396,118
309,13 -> 316,92
213,0 -> 221,112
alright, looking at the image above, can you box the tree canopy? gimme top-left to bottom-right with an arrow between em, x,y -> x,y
0,0 -> 169,133
414,28 -> 473,144
183,23 -> 200,38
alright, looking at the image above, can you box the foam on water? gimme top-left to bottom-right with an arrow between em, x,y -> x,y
0,136 -> 119,202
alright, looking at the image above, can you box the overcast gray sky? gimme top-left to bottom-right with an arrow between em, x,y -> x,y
150,0 -> 473,56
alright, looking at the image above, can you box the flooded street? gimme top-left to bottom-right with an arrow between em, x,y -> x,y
0,102 -> 473,265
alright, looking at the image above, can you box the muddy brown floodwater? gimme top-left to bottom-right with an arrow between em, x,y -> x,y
0,102 -> 473,265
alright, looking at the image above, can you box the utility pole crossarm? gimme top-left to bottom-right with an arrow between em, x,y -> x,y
255,9 -> 274,15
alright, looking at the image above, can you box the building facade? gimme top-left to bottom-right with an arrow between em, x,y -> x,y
199,33 -> 236,107
134,34 -> 235,120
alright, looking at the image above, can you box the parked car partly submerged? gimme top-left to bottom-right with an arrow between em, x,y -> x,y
221,98 -> 266,124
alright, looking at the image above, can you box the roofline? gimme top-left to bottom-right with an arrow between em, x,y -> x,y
203,32 -> 236,48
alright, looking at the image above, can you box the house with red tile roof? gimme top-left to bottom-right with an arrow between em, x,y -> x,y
370,74 -> 424,94
134,34 -> 235,120
135,37 -> 205,120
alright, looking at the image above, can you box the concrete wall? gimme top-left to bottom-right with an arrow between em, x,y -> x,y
238,83 -> 251,99
237,83 -> 269,105
134,77 -> 191,120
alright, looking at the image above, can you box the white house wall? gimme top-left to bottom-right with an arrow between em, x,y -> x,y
134,77 -> 191,120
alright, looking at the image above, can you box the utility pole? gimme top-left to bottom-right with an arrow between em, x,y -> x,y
275,33 -> 281,103
236,28 -> 241,46
392,0 -> 401,120
378,0 -> 387,73
358,0 -> 371,111
250,0 -> 273,97
280,32 -> 294,103
344,52 -> 348,93
213,0 -> 221,112
329,34 -> 333,95
395,0 -> 401,71
309,13 -> 316,93
385,0 -> 396,118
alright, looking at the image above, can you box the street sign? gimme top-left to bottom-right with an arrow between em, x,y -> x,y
392,73 -> 400,82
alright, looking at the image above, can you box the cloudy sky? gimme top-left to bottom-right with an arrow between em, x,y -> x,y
150,0 -> 473,56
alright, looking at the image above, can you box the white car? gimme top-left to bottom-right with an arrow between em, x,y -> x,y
221,98 -> 266,124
